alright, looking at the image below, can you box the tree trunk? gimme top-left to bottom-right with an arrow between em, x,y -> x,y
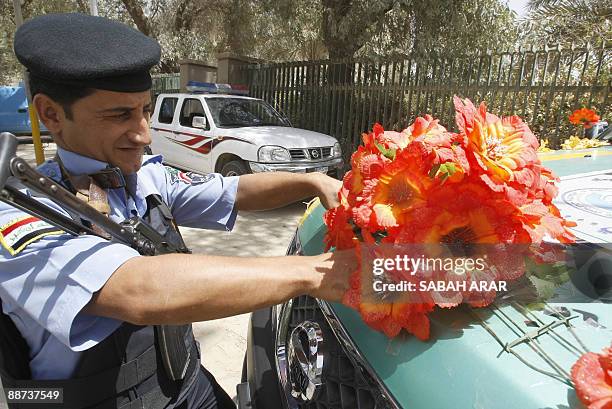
121,0 -> 154,37
320,0 -> 395,60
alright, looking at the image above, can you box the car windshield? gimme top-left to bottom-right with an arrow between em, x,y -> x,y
206,97 -> 290,128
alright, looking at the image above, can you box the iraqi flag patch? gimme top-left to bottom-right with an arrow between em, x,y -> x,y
0,216 -> 64,256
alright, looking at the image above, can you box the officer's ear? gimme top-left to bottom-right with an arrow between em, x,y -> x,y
32,93 -> 67,136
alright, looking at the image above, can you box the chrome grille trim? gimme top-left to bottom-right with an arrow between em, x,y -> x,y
289,147 -> 334,161
275,231 -> 400,409
317,299 -> 400,409
276,296 -> 398,409
272,229 -> 401,409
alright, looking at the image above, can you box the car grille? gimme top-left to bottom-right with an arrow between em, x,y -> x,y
289,149 -> 308,159
286,295 -> 391,409
289,147 -> 333,161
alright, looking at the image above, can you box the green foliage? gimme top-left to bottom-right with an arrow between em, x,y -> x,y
0,0 -> 88,84
2,0 -> 607,94
358,0 -> 520,59
524,255 -> 573,302
519,0 -> 611,47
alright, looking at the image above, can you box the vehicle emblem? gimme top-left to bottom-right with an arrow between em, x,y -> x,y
309,149 -> 320,159
287,321 -> 325,402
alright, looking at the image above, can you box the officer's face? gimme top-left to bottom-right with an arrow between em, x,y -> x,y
57,90 -> 152,174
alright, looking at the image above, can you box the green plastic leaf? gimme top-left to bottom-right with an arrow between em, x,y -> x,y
374,141 -> 396,160
444,162 -> 457,175
528,275 -> 557,301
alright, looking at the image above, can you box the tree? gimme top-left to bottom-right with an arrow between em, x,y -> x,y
520,0 -> 611,47
0,0 -> 531,85
320,0 -> 396,59
356,0 -> 519,59
0,0 -> 89,84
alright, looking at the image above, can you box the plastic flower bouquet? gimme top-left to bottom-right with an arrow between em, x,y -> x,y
323,96 -> 577,341
569,107 -> 600,129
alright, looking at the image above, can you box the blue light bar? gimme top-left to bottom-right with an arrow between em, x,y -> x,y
185,81 -> 250,95
186,81 -> 218,93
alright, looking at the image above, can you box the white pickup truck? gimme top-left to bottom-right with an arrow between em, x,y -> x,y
149,92 -> 344,177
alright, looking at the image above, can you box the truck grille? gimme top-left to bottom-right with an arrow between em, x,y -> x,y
286,296 -> 391,409
289,149 -> 307,159
289,147 -> 333,161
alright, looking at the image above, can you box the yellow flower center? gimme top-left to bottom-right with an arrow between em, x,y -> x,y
485,135 -> 508,160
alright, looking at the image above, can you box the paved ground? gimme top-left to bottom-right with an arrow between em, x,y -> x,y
182,205 -> 303,397
0,141 -> 306,404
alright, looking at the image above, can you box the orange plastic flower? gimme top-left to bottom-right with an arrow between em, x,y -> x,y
368,149 -> 429,229
346,273 -> 435,339
572,343 -> 612,409
569,108 -> 600,129
367,301 -> 434,340
454,96 -> 539,192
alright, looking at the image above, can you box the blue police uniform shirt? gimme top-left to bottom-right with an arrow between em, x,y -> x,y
0,147 -> 239,380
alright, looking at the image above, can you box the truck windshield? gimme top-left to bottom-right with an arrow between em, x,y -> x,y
205,97 -> 290,128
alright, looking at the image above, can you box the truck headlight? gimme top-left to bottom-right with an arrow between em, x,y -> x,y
258,146 -> 291,162
332,142 -> 342,158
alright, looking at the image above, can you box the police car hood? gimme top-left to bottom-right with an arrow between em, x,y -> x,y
216,126 -> 337,148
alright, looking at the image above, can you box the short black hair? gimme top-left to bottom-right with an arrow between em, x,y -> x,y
28,74 -> 95,120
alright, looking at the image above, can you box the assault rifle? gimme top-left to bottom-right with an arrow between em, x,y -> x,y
0,132 -> 188,256
0,132 -> 192,387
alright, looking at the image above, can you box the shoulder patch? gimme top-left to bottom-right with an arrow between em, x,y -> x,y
0,216 -> 64,256
165,166 -> 214,185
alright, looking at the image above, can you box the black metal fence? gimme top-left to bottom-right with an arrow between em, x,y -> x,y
246,44 -> 611,152
151,73 -> 180,95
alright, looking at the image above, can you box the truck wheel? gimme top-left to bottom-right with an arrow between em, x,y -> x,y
221,160 -> 248,177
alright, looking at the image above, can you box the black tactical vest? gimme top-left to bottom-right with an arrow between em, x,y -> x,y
0,169 -> 200,409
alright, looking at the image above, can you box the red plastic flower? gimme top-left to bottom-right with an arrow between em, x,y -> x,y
569,108 -> 600,129
572,343 -> 612,409
323,203 -> 357,251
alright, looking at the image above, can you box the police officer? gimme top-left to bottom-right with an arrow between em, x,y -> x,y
0,13 -> 355,409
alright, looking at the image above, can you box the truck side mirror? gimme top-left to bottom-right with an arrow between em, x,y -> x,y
192,116 -> 208,130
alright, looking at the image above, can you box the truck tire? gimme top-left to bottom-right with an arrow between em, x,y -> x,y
221,160 -> 249,177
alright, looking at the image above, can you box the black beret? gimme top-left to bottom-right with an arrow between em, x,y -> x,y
14,13 -> 161,92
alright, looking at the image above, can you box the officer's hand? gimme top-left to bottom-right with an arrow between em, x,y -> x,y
312,173 -> 343,209
307,249 -> 358,303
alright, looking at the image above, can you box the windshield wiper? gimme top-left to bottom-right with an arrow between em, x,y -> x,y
254,122 -> 287,127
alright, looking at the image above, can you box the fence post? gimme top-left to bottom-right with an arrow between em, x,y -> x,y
179,59 -> 217,91
217,52 -> 257,86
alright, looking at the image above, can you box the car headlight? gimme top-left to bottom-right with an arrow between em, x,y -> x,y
332,142 -> 342,158
258,145 -> 291,162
